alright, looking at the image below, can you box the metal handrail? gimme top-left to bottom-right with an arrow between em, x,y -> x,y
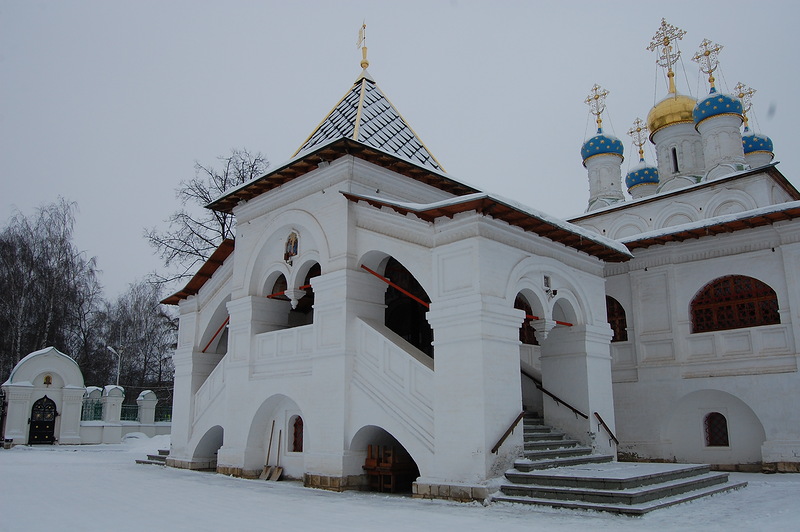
520,369 -> 588,420
491,410 -> 526,454
594,411 -> 619,446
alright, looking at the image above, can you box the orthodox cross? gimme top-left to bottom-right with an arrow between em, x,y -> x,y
357,21 -> 369,69
647,18 -> 687,94
585,84 -> 609,131
734,82 -> 756,128
627,118 -> 649,162
692,39 -> 724,90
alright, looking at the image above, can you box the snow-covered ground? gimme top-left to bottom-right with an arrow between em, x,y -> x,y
1,434 -> 798,532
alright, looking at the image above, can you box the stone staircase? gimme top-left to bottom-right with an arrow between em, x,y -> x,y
135,449 -> 169,466
492,413 -> 747,515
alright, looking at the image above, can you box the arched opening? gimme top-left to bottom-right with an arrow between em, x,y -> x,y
383,258 -> 433,358
29,395 -> 57,444
704,412 -> 730,447
291,415 -> 304,452
351,425 -> 420,494
193,425 -> 224,471
515,292 -> 543,414
671,147 -> 680,173
267,264 -> 320,329
515,294 -> 539,346
606,296 -> 628,342
690,275 -> 780,333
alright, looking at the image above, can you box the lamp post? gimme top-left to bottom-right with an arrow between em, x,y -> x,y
106,346 -> 122,386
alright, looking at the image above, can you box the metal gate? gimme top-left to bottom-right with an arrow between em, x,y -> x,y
28,396 -> 57,444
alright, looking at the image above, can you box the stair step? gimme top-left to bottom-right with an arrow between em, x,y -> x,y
135,459 -> 166,466
500,471 -> 731,505
524,431 -> 566,441
158,449 -> 170,456
493,479 -> 747,515
506,463 -> 711,489
523,446 -> 593,460
524,439 -> 579,451
146,454 -> 167,462
514,454 -> 614,472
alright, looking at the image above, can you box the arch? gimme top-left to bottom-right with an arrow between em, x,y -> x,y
381,257 -> 433,358
607,214 -> 648,240
705,189 -> 757,218
350,425 -> 420,493
690,275 -> 780,333
198,296 -> 231,354
653,202 -> 699,230
290,415 -> 304,452
606,295 -> 628,342
505,258 -> 590,326
244,211 -> 330,297
243,394 -> 304,477
515,292 -> 539,346
664,389 -> 765,464
552,295 -> 579,325
192,425 -> 224,467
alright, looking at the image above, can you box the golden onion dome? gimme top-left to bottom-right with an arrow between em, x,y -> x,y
646,93 -> 697,140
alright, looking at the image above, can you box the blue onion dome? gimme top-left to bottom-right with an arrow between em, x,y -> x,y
581,128 -> 624,162
625,160 -> 659,190
693,88 -> 743,125
742,127 -> 773,154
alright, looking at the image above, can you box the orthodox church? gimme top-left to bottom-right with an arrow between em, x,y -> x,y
164,20 -> 800,504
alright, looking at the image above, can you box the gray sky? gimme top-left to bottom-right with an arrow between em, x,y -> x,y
2,0 -> 798,298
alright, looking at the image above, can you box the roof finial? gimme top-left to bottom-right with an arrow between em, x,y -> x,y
692,39 -> 724,92
735,82 -> 756,130
627,118 -> 649,162
357,20 -> 369,69
647,18 -> 687,95
585,84 -> 609,132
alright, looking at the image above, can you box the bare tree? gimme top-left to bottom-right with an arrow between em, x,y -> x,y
145,149 -> 269,283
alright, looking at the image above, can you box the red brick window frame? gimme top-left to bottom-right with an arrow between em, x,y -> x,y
704,412 -> 730,447
606,296 -> 628,342
690,275 -> 779,334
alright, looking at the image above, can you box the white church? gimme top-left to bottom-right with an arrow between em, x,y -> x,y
163,21 -> 800,507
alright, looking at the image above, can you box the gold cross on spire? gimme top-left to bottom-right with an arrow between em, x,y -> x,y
627,118 -> 649,162
585,84 -> 609,131
692,39 -> 724,90
357,21 -> 369,69
735,82 -> 756,128
647,19 -> 687,94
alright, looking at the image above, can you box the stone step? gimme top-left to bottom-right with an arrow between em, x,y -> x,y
146,454 -> 167,462
158,449 -> 170,456
523,446 -> 593,460
493,479 -> 747,516
501,471 -> 731,505
505,463 -> 711,489
524,430 -> 566,441
524,439 -> 580,451
514,453 -> 613,472
135,459 -> 166,466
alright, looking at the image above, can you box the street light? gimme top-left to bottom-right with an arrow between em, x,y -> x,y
106,346 -> 122,386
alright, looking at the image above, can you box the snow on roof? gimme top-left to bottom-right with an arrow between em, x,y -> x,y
621,199 -> 800,245
5,346 -> 79,384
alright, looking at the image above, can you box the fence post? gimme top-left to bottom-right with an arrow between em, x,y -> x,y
137,390 -> 158,425
101,385 -> 124,443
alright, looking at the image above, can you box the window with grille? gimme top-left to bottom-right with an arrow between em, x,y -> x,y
690,275 -> 779,333
606,296 -> 628,342
704,412 -> 730,447
292,416 -> 303,452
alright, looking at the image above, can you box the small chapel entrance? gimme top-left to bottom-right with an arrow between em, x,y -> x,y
28,396 -> 57,444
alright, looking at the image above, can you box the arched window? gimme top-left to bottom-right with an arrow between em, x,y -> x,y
606,296 -> 628,342
691,275 -> 779,333
671,147 -> 679,173
292,416 -> 304,452
515,295 -> 538,346
704,412 -> 729,447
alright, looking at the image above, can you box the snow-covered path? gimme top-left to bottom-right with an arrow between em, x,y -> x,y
1,435 -> 797,532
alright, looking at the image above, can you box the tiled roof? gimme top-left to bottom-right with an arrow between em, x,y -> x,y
294,70 -> 443,171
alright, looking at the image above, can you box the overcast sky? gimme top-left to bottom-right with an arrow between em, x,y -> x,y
2,1 -> 798,298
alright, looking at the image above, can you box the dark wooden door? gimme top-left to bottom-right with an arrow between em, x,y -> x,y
29,396 -> 57,444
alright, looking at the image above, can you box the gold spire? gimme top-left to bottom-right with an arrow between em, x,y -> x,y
357,21 -> 369,69
647,18 -> 687,94
735,82 -> 756,129
692,38 -> 724,91
584,84 -> 609,131
627,118 -> 649,161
